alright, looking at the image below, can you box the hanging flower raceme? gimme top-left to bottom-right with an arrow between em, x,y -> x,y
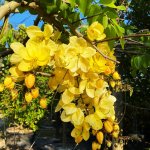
5,22 -> 121,149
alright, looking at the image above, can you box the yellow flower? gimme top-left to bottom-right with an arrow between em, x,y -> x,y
91,53 -> 107,74
71,121 -> 90,141
95,93 -> 116,119
11,41 -> 50,71
85,113 -> 103,130
79,72 -> 105,98
48,67 -> 75,92
26,24 -> 53,43
59,36 -> 96,73
87,22 -> 106,41
60,104 -> 84,126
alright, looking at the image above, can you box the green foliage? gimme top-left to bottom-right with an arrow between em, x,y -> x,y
0,60 -> 53,130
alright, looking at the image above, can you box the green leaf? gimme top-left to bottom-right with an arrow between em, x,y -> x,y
117,5 -> 126,10
68,12 -> 80,24
102,15 -> 108,29
105,24 -> 116,49
133,56 -> 142,69
100,0 -> 118,8
119,38 -> 125,49
141,55 -> 150,68
100,0 -> 116,5
103,8 -> 118,19
77,0 -> 92,15
85,4 -> 102,24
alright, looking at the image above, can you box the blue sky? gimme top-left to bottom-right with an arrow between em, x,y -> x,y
0,10 -> 43,29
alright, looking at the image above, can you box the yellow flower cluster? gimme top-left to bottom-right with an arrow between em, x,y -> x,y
4,22 -> 121,148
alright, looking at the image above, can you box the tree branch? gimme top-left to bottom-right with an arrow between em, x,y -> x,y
0,1 -> 20,20
36,72 -> 52,77
72,12 -> 103,24
95,33 -> 150,43
0,1 -> 40,20
0,49 -> 13,57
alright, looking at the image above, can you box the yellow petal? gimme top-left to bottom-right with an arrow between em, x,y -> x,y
26,26 -> 42,38
81,47 -> 96,58
61,89 -> 74,104
10,42 -> 24,54
79,80 -> 87,92
10,54 -> 23,64
71,108 -> 84,126
78,57 -> 89,72
62,103 -> 77,115
66,57 -> 78,72
85,114 -> 103,130
86,86 -> 95,98
71,127 -> 82,138
61,110 -> 71,122
82,128 -> 90,141
26,41 -> 38,58
55,100 -> 64,112
9,66 -> 24,81
18,60 -> 33,71
44,24 -> 53,38
95,109 -> 106,119
68,87 -> 81,95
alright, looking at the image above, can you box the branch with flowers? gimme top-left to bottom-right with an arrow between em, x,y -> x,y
0,0 -> 140,149
0,21 -> 122,148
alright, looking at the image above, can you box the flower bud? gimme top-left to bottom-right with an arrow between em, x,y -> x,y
25,74 -> 35,88
107,116 -> 115,122
112,71 -> 121,80
106,140 -> 112,147
31,87 -> 39,99
8,82 -> 15,89
40,98 -> 47,109
113,124 -> 120,131
112,131 -> 119,138
25,92 -> 33,103
104,120 -> 113,133
110,80 -> 116,88
96,131 -> 104,144
92,141 -> 101,150
75,136 -> 83,144
4,76 -> 13,88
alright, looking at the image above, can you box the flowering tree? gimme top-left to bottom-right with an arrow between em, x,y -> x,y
0,0 -> 149,149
